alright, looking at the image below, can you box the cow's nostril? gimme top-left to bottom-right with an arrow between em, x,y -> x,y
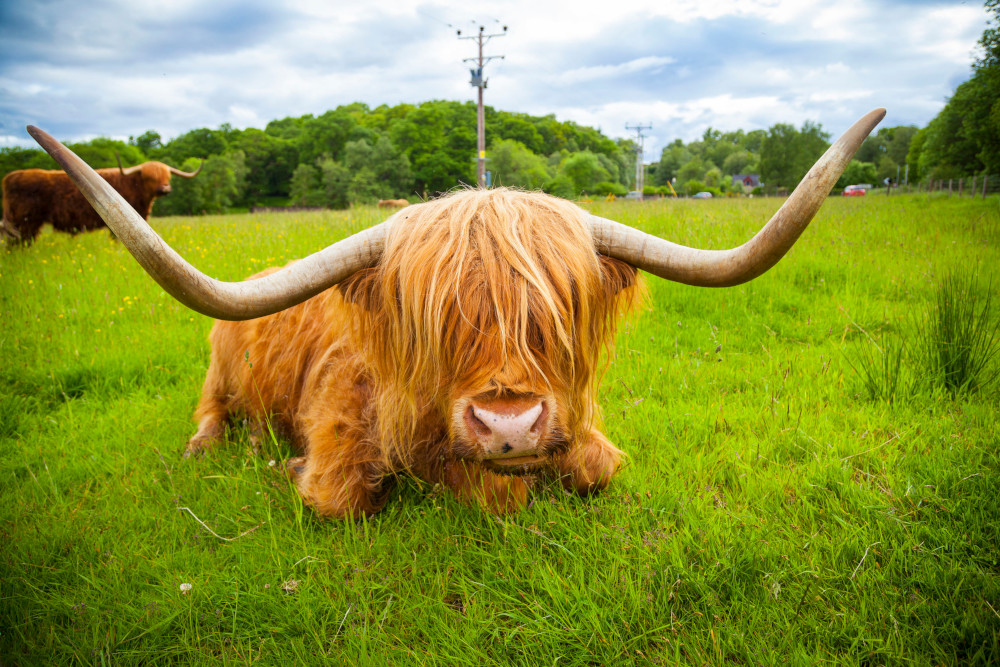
530,402 -> 549,434
465,405 -> 492,438
502,443 -> 513,454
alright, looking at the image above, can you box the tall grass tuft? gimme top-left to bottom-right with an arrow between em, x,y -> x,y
844,328 -> 911,403
920,271 -> 1000,396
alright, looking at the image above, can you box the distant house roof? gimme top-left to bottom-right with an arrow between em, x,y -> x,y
732,174 -> 761,188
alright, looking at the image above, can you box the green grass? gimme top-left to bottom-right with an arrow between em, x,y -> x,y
2,195 -> 998,664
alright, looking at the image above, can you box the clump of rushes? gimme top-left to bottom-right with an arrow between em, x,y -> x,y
845,325 -> 911,403
848,269 -> 999,401
920,270 -> 999,396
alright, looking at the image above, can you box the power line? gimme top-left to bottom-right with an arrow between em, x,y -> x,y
625,123 -> 652,196
457,23 -> 506,187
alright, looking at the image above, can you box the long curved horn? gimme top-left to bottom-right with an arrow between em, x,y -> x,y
115,152 -> 124,175
589,108 -> 885,287
169,161 -> 202,178
27,125 -> 391,321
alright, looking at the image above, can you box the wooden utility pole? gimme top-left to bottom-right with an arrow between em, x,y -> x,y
458,24 -> 506,187
625,123 -> 652,196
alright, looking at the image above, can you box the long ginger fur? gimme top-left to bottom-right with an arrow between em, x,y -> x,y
188,188 -> 641,518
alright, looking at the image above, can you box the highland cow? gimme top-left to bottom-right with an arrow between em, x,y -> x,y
27,108 -> 885,519
1,160 -> 200,244
377,198 -> 410,209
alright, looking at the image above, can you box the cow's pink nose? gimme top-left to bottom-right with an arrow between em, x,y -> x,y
465,400 -> 549,459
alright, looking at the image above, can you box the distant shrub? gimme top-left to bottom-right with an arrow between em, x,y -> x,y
592,181 -> 628,196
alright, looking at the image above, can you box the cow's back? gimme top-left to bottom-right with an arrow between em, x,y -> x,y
2,168 -> 107,238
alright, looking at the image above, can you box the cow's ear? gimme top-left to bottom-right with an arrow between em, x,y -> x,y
338,268 -> 381,311
598,255 -> 637,297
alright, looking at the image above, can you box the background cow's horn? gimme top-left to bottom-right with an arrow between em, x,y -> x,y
169,161 -> 203,178
27,125 -> 392,321
588,108 -> 886,286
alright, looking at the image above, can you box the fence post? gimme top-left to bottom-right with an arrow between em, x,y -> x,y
972,175 -> 977,197
948,178 -> 953,196
983,175 -> 989,200
959,178 -> 963,197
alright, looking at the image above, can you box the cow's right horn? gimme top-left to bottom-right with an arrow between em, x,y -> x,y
28,126 -> 393,321
169,161 -> 203,178
588,108 -> 885,286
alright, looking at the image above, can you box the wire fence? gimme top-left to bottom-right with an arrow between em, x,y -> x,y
897,174 -> 1000,198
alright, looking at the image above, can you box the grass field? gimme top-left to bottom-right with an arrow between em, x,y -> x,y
2,194 -> 998,665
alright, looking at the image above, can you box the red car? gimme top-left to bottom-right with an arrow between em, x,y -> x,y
843,185 -> 867,196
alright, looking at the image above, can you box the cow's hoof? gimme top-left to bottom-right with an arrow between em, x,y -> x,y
284,457 -> 307,480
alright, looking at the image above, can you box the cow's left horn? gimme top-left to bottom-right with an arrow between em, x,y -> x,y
588,108 -> 885,286
169,161 -> 203,178
27,126 -> 391,321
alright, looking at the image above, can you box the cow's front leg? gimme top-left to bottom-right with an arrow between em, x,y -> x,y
551,429 -> 623,496
441,460 -> 529,515
288,430 -> 391,519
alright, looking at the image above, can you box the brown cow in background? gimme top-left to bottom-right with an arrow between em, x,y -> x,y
377,198 -> 410,209
0,161 -> 200,244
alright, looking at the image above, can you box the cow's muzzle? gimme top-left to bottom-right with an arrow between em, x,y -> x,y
464,397 -> 550,467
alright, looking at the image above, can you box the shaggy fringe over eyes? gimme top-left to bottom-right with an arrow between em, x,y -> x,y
350,187 -> 641,466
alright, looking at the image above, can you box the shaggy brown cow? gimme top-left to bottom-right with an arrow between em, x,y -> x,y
377,198 -> 410,209
28,108 -> 884,519
0,161 -> 200,244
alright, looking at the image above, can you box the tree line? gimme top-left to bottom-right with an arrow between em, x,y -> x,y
0,102 -> 910,213
0,101 -> 641,215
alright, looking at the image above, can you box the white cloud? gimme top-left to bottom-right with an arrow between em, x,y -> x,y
559,56 -> 676,84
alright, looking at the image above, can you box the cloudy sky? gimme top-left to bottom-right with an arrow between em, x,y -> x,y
0,0 -> 989,160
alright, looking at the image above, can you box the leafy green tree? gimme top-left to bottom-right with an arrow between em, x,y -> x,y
704,166 -> 723,188
760,121 -> 830,190
906,129 -> 928,182
154,153 -> 247,215
341,135 -> 413,199
677,157 -> 706,184
494,114 -> 545,154
722,150 -> 755,177
160,128 -> 227,164
228,128 -> 296,202
592,181 -> 628,196
545,173 -> 576,199
684,179 -> 706,195
289,163 -> 323,207
348,167 -> 381,205
318,157 -> 351,209
295,109 -> 360,165
836,160 -> 878,188
654,140 -> 689,185
558,151 -> 611,194
489,139 -> 551,190
129,130 -> 162,154
389,101 -> 477,194
65,138 -> 146,169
